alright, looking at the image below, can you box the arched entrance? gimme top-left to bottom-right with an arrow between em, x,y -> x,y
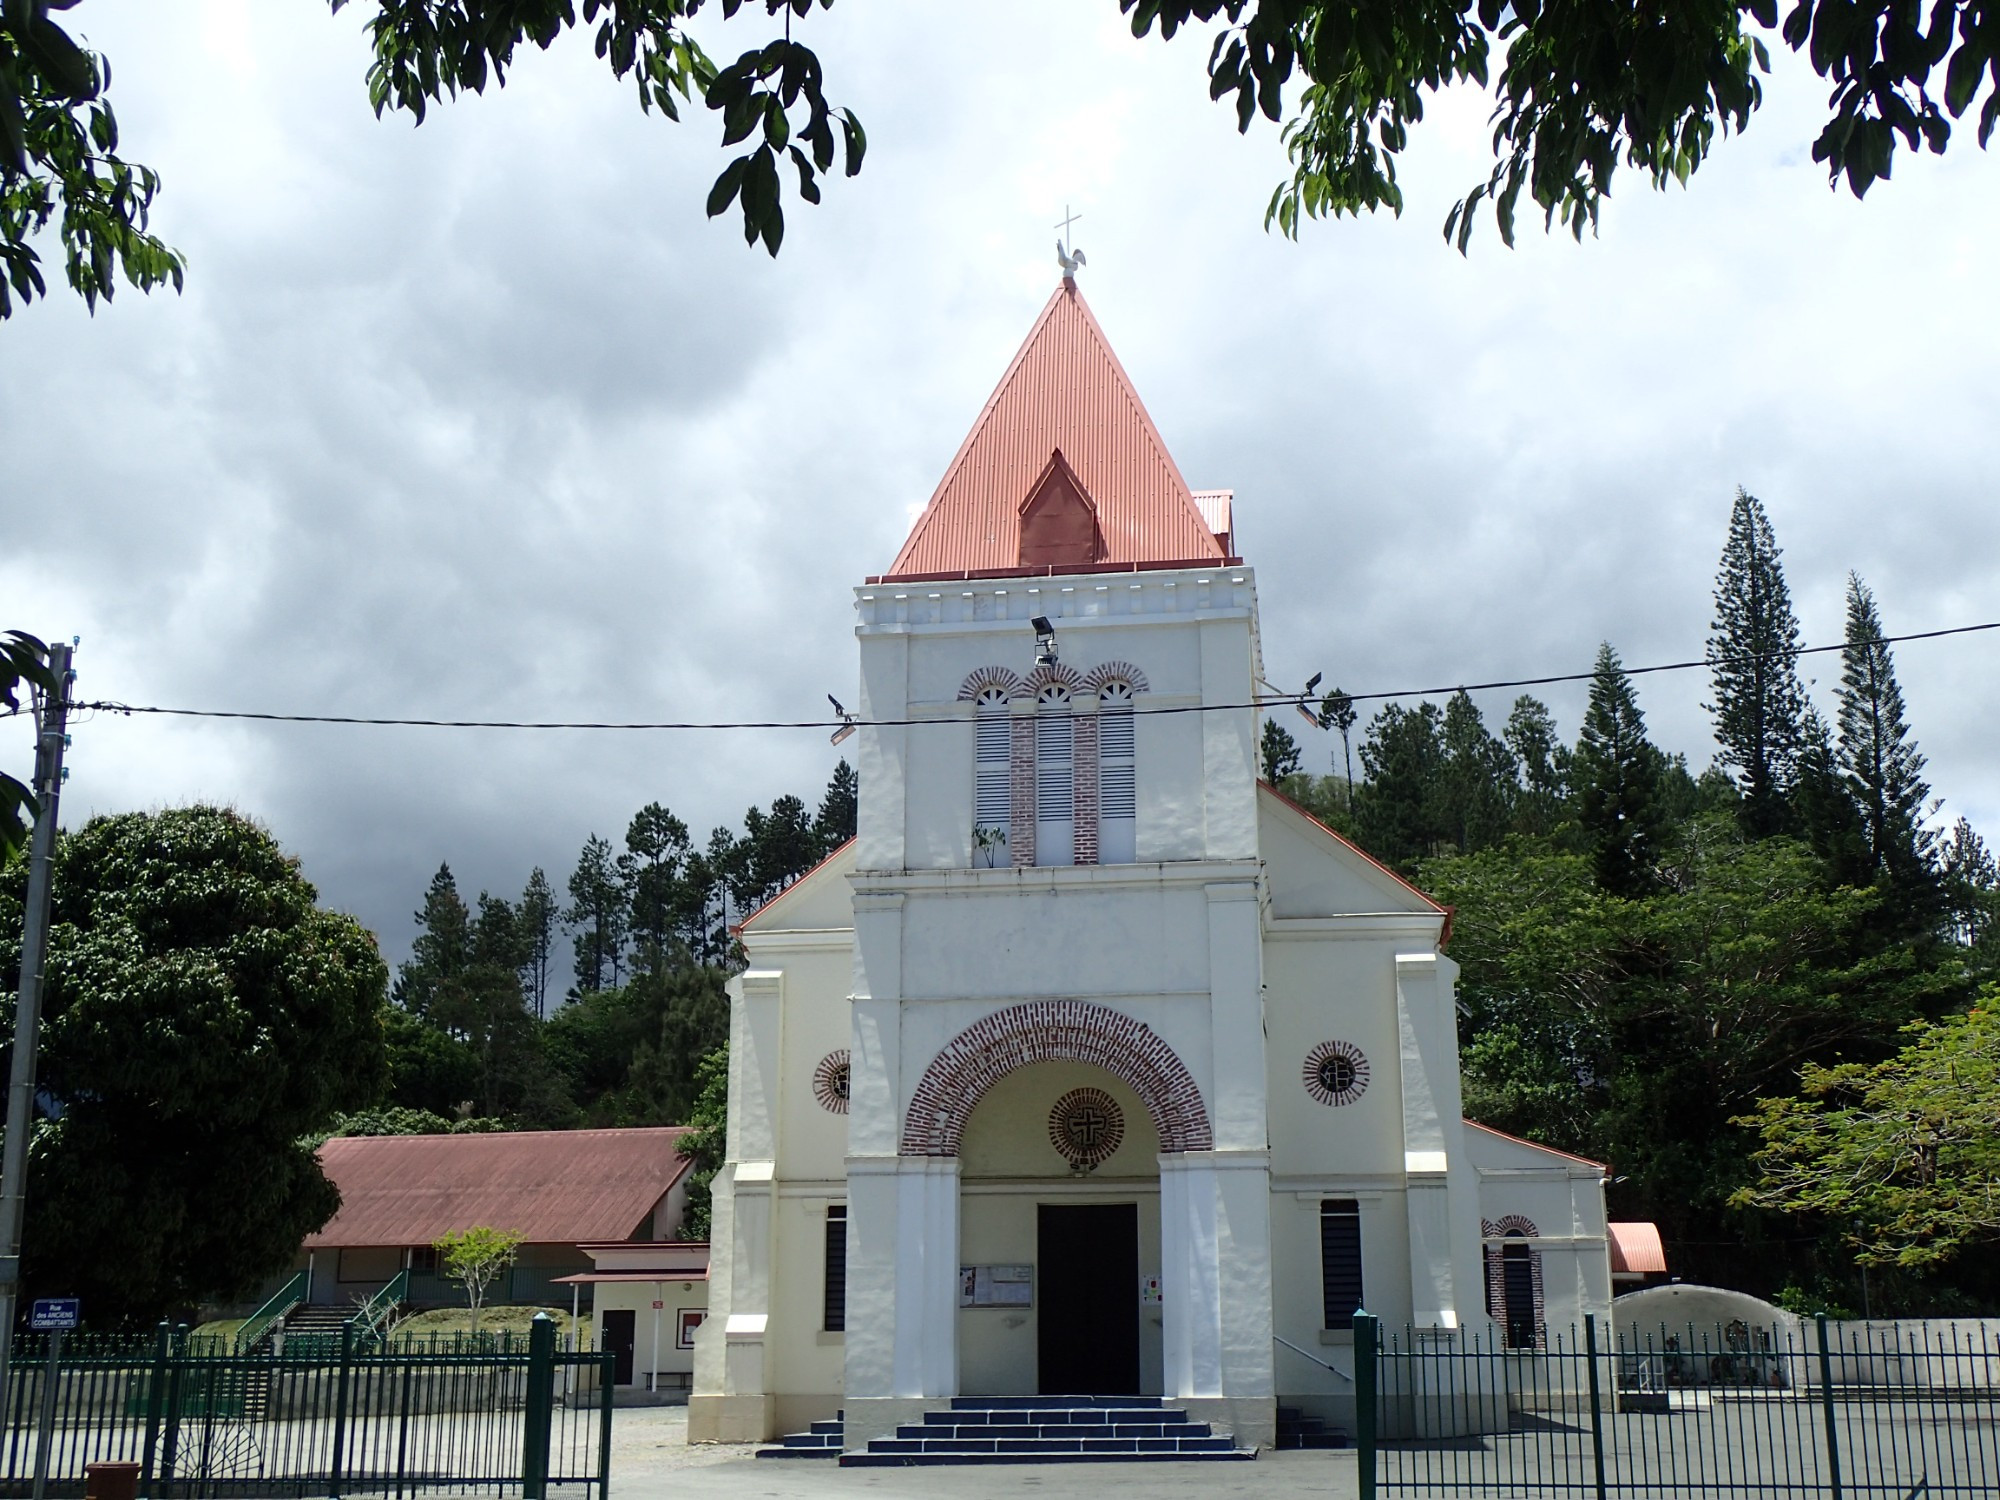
901,1002 -> 1214,1399
901,999 -> 1214,1156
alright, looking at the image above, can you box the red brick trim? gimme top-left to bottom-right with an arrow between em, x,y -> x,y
1072,712 -> 1100,865
1081,662 -> 1151,694
958,667 -> 1024,702
1017,663 -> 1085,699
1481,1216 -> 1547,1349
901,1000 -> 1213,1156
1009,715 -> 1037,867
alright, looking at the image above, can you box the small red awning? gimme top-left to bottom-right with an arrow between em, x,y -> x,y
1608,1222 -> 1667,1276
552,1271 -> 710,1285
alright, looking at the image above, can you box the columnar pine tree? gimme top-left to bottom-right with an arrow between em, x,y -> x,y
814,760 -> 859,852
1321,689 -> 1358,808
1261,718 -> 1303,784
566,834 -> 629,994
1572,643 -> 1666,896
1352,701 -> 1448,870
624,802 -> 693,976
393,864 -> 471,1016
1836,574 -> 1938,907
518,868 -> 558,1019
1439,691 -> 1517,853
1503,695 -> 1569,836
1707,489 -> 1809,837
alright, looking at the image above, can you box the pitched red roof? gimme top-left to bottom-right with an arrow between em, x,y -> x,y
880,278 -> 1226,580
305,1127 -> 691,1248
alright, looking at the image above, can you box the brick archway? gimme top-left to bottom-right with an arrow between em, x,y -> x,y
901,1000 -> 1213,1156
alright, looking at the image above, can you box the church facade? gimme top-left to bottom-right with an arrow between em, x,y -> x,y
688,276 -> 1611,1453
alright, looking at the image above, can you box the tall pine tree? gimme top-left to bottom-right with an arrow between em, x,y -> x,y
566,834 -> 629,994
1836,574 -> 1938,911
1707,489 -> 1808,837
518,868 -> 558,1019
1438,691 -> 1516,853
1572,643 -> 1666,897
393,863 -> 471,1016
814,760 -> 859,853
1503,695 -> 1569,837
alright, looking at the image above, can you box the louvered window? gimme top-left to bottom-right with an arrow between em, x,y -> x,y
1035,684 -> 1074,866
824,1205 -> 848,1332
1320,1199 -> 1364,1330
1098,680 -> 1136,864
974,688 -> 1010,861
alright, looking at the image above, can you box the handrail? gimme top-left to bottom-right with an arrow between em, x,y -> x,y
1274,1333 -> 1355,1381
353,1270 -> 408,1350
237,1271 -> 309,1352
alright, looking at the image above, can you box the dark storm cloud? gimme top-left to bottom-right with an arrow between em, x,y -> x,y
5,1 -> 1997,973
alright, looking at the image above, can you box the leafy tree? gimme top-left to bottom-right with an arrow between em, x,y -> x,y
0,632 -> 58,857
1260,717 -> 1303,784
0,4 -> 184,318
676,1044 -> 729,1241
1737,995 -> 2000,1272
1707,489 -> 1808,837
1502,694 -> 1569,837
382,1006 -> 481,1116
1836,574 -> 1938,904
15,0 -> 1999,326
1430,817 -> 1967,1292
813,759 -> 859,852
1351,701 -> 1448,870
0,806 -> 387,1321
518,867 -> 559,1020
432,1225 -> 526,1332
1571,643 -> 1666,896
566,834 -> 628,994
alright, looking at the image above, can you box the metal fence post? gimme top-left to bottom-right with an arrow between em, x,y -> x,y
1583,1313 -> 1608,1500
1815,1313 -> 1842,1500
1354,1311 -> 1378,1500
158,1324 -> 189,1490
521,1313 -> 556,1500
596,1349 -> 614,1500
139,1323 -> 169,1500
328,1320 -> 354,1500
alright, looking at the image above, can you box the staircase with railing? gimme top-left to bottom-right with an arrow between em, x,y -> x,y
235,1271 -> 308,1353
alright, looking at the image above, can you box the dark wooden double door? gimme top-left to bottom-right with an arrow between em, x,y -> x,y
1036,1203 -> 1139,1395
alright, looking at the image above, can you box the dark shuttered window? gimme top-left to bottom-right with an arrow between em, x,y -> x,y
1320,1199 -> 1364,1330
824,1205 -> 848,1332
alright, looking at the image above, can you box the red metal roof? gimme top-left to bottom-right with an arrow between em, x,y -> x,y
1608,1222 -> 1668,1276
883,278 -> 1226,580
305,1128 -> 691,1249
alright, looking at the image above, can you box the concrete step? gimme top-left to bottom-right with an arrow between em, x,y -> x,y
898,1423 -> 1214,1441
841,1449 -> 1256,1467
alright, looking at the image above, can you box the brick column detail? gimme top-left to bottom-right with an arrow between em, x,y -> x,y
1071,711 -> 1100,865
1009,714 -> 1037,867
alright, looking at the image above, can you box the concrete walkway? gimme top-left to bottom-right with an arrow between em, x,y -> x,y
606,1407 -> 1358,1498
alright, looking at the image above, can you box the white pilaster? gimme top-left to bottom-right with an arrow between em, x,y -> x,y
1395,952 -> 1483,1332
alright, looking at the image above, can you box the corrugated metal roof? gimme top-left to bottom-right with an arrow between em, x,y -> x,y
1608,1222 -> 1668,1276
884,278 -> 1227,579
305,1128 -> 691,1249
1191,489 -> 1233,554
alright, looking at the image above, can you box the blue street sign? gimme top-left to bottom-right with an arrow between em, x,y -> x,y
28,1298 -> 78,1331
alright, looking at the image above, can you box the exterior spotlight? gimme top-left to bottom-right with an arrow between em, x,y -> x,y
1030,615 -> 1058,667
828,694 -> 856,746
1295,671 -> 1325,728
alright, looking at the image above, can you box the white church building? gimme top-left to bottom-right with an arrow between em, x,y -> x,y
688,273 -> 1612,1456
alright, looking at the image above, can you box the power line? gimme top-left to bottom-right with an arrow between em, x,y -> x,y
61,619 -> 2000,733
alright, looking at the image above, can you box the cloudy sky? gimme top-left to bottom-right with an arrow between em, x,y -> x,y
5,1 -> 1996,973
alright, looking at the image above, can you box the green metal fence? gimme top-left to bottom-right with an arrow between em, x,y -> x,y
0,1316 -> 613,1497
1353,1311 -> 2000,1498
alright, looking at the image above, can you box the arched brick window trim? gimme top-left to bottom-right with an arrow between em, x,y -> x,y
1017,663 -> 1085,699
1081,662 -> 1150,695
958,666 -> 1024,702
901,1000 -> 1213,1156
1481,1216 -> 1547,1350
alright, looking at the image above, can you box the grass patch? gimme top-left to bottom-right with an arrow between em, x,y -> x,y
189,1319 -> 245,1352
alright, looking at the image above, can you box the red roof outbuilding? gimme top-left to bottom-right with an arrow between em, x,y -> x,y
305,1127 -> 692,1249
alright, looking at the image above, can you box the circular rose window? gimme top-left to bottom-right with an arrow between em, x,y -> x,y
1302,1040 -> 1370,1107
812,1050 -> 851,1114
1048,1087 -> 1124,1172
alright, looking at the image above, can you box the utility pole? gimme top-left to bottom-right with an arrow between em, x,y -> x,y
0,641 -> 73,1407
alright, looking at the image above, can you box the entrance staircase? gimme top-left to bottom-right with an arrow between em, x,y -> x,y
761,1397 -> 1257,1465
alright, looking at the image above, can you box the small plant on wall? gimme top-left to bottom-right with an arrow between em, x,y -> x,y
973,825 -> 1008,867
433,1226 -> 525,1333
